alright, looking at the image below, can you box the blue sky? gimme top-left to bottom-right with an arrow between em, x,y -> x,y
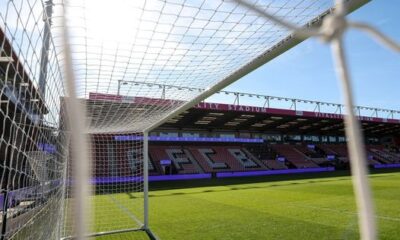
216,0 -> 400,111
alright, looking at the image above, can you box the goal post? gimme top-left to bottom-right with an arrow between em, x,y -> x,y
59,1 -> 365,238
143,131 -> 149,230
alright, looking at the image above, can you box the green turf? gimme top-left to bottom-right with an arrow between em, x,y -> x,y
93,172 -> 400,239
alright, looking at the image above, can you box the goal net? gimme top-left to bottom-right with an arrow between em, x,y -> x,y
0,0 -> 66,239
1,0 -> 389,239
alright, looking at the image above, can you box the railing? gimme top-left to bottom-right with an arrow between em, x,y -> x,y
115,80 -> 400,120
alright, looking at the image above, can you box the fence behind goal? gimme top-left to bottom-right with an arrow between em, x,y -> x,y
1,0 -> 390,239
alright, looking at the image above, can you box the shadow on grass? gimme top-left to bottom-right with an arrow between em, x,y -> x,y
149,169 -> 398,191
144,179 -> 337,198
141,169 -> 398,199
145,179 -> 336,198
126,192 -> 137,199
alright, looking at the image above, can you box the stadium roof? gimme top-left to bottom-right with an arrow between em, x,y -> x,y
88,93 -> 400,137
162,103 -> 400,137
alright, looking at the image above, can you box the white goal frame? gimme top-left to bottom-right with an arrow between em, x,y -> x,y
63,0 -> 371,239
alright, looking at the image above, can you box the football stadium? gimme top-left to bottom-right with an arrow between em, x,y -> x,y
0,0 -> 399,239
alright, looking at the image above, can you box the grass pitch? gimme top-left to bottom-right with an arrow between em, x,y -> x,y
94,171 -> 400,239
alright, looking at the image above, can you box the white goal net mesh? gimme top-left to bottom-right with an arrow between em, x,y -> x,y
3,0 -> 396,239
60,0 -> 341,238
0,0 -> 66,239
60,0 -> 334,134
58,0 -> 336,237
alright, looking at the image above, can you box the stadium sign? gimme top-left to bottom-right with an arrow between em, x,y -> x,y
195,102 -> 398,124
89,93 -> 400,124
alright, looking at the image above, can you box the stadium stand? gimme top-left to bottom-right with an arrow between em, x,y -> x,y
0,27 -> 59,239
90,139 -> 400,177
149,146 -> 203,174
367,145 -> 399,164
85,94 -> 400,177
0,27 -> 52,190
188,147 -> 229,172
244,143 -> 276,161
244,144 -> 288,170
262,160 -> 288,170
186,146 -> 266,173
83,93 -> 400,178
88,140 -> 400,177
271,144 -> 320,169
319,144 -> 349,162
90,141 -> 400,177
